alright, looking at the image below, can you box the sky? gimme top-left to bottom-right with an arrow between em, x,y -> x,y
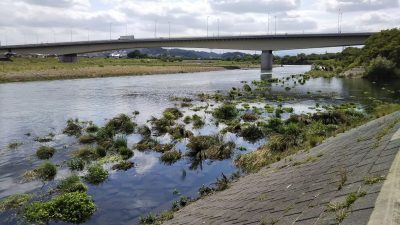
0,0 -> 399,54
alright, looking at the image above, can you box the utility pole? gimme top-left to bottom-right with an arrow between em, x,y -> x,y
126,24 -> 128,36
87,28 -> 90,41
274,16 -> 277,35
154,19 -> 157,38
70,27 -> 72,42
207,16 -> 210,37
109,23 -> 112,40
267,11 -> 270,34
217,18 -> 220,37
168,21 -> 171,39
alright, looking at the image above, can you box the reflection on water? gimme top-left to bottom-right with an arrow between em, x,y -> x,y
0,65 -> 399,224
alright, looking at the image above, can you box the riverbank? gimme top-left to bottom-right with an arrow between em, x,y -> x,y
164,111 -> 400,225
0,58 -> 258,83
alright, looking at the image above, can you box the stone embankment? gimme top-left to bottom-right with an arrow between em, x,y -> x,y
165,112 -> 400,225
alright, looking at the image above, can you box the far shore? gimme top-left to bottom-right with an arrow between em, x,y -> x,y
0,58 -> 259,83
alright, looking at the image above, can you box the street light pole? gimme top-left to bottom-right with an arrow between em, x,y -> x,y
207,16 -> 210,37
274,16 -> 277,35
217,18 -> 220,37
154,19 -> 157,38
109,23 -> 112,40
168,21 -> 171,39
267,11 -> 270,34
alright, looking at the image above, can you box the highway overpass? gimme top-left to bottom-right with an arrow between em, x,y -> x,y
0,32 -> 374,70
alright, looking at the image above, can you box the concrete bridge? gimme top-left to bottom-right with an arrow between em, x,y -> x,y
0,32 -> 374,70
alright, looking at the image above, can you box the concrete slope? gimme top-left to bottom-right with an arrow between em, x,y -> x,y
164,112 -> 400,225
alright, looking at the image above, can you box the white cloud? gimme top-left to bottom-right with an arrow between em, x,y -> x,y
0,0 -> 398,47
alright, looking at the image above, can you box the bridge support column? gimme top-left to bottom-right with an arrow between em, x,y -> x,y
261,50 -> 273,71
59,53 -> 78,63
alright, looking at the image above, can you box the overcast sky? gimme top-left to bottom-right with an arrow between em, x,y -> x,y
0,0 -> 399,54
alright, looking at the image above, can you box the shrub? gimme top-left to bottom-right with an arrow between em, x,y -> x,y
57,175 -> 87,193
160,150 -> 182,165
79,134 -> 97,144
84,164 -> 109,185
365,56 -> 398,80
23,192 -> 96,224
213,103 -> 238,121
119,147 -> 134,160
36,162 -> 57,181
0,194 -> 32,212
112,160 -> 134,171
67,158 -> 85,171
163,108 -> 183,120
63,119 -> 82,137
36,146 -> 55,160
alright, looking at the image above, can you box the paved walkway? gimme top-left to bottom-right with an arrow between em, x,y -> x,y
164,112 -> 400,225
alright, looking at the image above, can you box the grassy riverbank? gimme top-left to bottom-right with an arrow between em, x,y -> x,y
0,57 -> 259,83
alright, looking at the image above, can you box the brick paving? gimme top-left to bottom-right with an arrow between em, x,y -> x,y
164,112 -> 400,225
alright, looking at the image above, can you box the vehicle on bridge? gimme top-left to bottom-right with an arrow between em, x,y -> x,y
118,35 -> 135,40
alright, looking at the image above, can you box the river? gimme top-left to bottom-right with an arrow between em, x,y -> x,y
0,65 -> 399,224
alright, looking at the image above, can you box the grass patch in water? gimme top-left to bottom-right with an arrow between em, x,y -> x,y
8,142 -> 22,149
23,192 -> 96,224
57,174 -> 87,193
79,134 -> 97,144
160,150 -> 182,165
63,119 -> 82,137
36,161 -> 57,181
105,114 -> 136,134
186,135 -> 235,160
67,158 -> 86,171
163,108 -> 183,120
112,160 -> 134,171
0,194 -> 32,212
213,103 -> 239,121
36,146 -> 55,160
84,164 -> 109,185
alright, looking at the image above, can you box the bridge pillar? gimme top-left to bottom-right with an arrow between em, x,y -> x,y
261,50 -> 273,71
59,53 -> 78,63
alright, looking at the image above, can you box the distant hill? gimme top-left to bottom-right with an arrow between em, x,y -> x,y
85,48 -> 255,60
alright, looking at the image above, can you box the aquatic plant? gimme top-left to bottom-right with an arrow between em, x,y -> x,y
137,125 -> 152,138
213,103 -> 238,121
63,119 -> 82,137
186,135 -> 235,160
105,114 -> 136,134
95,146 -> 107,158
36,146 -> 55,160
86,123 -> 99,133
36,161 -> 57,181
150,116 -> 175,135
214,173 -> 230,191
96,125 -> 115,148
57,174 -> 87,193
135,138 -> 159,151
84,164 -> 109,185
243,84 -> 252,92
8,142 -> 22,149
240,124 -> 264,142
67,158 -> 85,171
168,125 -> 193,140
171,196 -> 190,212
163,108 -> 183,120
119,147 -> 134,160
154,143 -> 174,153
79,134 -> 97,144
112,160 -> 134,171
23,192 -> 96,224
191,114 -> 205,129
139,213 -> 157,225
114,135 -> 128,148
241,112 -> 258,122
0,194 -> 32,212
160,150 -> 182,165
198,185 -> 213,197
72,147 -> 98,161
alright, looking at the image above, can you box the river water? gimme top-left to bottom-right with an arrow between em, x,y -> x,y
0,65 -> 399,224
